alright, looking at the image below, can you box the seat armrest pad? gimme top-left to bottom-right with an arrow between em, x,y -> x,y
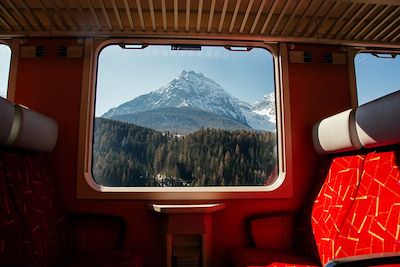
325,253 -> 400,267
246,212 -> 296,250
70,213 -> 127,253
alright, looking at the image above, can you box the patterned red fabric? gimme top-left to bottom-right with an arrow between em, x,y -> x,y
311,155 -> 365,265
230,248 -> 321,267
335,150 -> 400,258
231,155 -> 366,267
1,151 -> 70,266
0,158 -> 33,265
1,149 -> 143,267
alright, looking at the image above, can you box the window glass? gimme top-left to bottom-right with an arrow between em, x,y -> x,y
0,44 -> 11,98
355,52 -> 400,105
93,45 -> 278,187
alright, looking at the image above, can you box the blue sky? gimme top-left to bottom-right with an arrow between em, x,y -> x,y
0,44 -> 11,98
355,53 -> 400,105
0,45 -> 398,112
95,45 -> 274,116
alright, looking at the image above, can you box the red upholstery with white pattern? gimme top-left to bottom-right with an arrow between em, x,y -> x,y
231,154 -> 365,267
230,248 -> 320,267
0,149 -> 143,267
1,150 -> 71,266
311,155 -> 365,265
335,150 -> 400,258
0,159 -> 33,266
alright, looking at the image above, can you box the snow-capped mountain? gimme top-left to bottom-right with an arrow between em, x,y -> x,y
103,70 -> 247,125
102,70 -> 276,132
251,92 -> 276,124
237,99 -> 275,131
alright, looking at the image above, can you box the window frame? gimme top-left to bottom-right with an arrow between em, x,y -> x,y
77,38 -> 292,200
0,41 -> 13,100
352,48 -> 400,107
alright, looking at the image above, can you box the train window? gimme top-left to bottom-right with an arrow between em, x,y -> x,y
92,44 -> 279,188
0,44 -> 11,98
355,52 -> 400,105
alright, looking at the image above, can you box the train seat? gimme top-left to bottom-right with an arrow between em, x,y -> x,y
231,109 -> 365,267
333,91 -> 400,259
0,97 -> 143,267
231,91 -> 400,267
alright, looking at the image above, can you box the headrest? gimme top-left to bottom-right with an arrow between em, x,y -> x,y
355,90 -> 400,148
0,97 -> 58,152
313,109 -> 362,154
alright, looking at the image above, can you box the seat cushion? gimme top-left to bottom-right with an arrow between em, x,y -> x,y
311,155 -> 365,264
230,248 -> 321,267
0,159 -> 33,266
1,150 -> 70,266
335,150 -> 400,258
69,249 -> 143,267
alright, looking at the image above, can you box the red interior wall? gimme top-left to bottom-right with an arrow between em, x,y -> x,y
13,39 -> 352,267
287,44 -> 353,207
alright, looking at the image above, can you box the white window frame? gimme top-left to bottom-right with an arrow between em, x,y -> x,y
77,38 -> 293,200
351,48 -> 400,107
0,41 -> 14,100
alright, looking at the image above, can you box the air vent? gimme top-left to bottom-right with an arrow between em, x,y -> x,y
289,51 -> 313,64
58,46 -> 67,57
21,46 -> 45,58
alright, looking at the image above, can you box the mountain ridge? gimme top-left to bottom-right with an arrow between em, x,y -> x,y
111,106 -> 251,135
102,70 -> 275,131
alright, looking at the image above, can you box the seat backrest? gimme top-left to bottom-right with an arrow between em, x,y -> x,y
0,97 -> 70,266
335,91 -> 400,258
0,156 -> 33,265
310,109 -> 365,265
335,150 -> 400,257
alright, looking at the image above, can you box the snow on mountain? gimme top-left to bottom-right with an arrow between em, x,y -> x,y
251,92 -> 276,124
102,70 -> 276,131
103,70 -> 248,125
236,96 -> 275,131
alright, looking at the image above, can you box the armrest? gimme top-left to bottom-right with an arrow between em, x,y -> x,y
325,253 -> 400,267
245,212 -> 296,250
69,213 -> 127,253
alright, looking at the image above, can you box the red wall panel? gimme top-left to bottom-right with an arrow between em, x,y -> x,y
287,44 -> 352,207
13,39 -> 352,266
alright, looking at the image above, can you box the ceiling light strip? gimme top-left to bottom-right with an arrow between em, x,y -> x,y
260,0 -> 280,34
207,0 -> 216,33
123,0 -> 135,31
218,0 -> 229,33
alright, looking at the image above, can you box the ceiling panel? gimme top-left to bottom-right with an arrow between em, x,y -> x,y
0,0 -> 399,46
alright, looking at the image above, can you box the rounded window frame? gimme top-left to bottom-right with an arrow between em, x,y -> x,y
352,48 -> 400,107
77,38 -> 291,200
0,41 -> 13,100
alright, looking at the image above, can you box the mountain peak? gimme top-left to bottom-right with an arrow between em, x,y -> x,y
252,91 -> 275,123
101,71 -> 276,130
179,70 -> 205,79
103,71 -> 248,125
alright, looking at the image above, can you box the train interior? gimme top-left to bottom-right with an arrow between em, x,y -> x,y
0,0 -> 399,266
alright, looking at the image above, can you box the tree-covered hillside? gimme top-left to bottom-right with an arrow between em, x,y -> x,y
92,118 -> 277,187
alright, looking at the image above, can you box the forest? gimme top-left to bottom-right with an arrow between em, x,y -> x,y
92,118 -> 277,187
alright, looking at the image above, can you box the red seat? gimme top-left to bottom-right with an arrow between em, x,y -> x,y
310,155 -> 365,264
335,150 -> 400,258
231,154 -> 365,267
231,248 -> 320,267
0,98 -> 143,267
0,158 -> 33,266
231,91 -> 400,267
